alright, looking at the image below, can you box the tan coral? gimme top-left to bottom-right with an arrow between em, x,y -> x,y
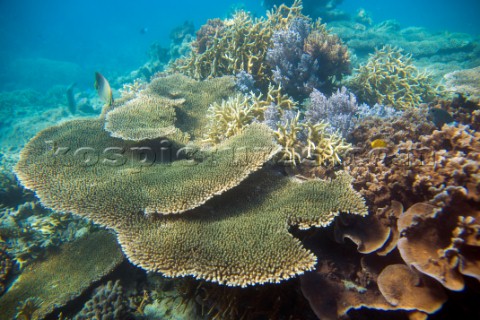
15,120 -> 279,217
377,264 -> 447,313
334,201 -> 403,254
117,170 -> 367,287
397,200 -> 480,291
105,93 -> 185,142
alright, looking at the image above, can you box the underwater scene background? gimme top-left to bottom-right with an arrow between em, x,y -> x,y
0,0 -> 479,319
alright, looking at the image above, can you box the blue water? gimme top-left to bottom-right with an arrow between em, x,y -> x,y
0,0 -> 478,91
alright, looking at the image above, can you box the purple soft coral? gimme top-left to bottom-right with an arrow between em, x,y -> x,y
305,87 -> 358,137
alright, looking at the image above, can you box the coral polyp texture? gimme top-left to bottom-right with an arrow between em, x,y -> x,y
117,170 -> 367,287
0,231 -> 123,320
15,119 -> 279,217
15,113 -> 367,286
348,45 -> 436,109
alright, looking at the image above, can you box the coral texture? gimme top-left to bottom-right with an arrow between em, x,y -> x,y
116,170 -> 366,287
73,280 -> 127,320
15,120 -> 279,217
397,199 -> 480,291
305,86 -> 358,137
348,46 -> 436,109
443,66 -> 480,105
0,231 -> 123,320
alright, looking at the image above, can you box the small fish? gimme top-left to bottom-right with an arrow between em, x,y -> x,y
428,108 -> 454,128
371,139 -> 388,149
140,27 -> 149,35
66,83 -> 76,114
94,72 -> 113,106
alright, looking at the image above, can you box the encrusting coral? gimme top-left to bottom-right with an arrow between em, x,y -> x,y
348,45 -> 436,109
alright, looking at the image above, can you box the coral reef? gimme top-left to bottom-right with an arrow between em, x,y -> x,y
266,17 -> 350,97
346,108 -> 445,209
329,19 -> 480,80
397,198 -> 480,291
0,244 -> 13,295
443,66 -> 480,105
16,119 -> 279,217
0,231 -> 124,319
348,45 -> 436,109
305,86 -> 359,137
73,280 -> 127,320
0,200 -> 94,269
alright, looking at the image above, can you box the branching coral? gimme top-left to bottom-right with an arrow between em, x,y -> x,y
348,45 -> 436,109
73,280 -> 127,320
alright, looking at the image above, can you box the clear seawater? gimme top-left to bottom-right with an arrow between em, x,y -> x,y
0,0 -> 478,92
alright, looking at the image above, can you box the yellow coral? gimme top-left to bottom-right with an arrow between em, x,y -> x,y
349,45 -> 436,109
170,0 -> 305,87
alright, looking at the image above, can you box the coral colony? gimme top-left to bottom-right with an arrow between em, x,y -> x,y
1,1 -> 479,319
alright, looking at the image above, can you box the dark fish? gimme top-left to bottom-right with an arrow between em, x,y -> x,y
140,27 -> 149,35
428,108 -> 454,128
94,72 -> 113,106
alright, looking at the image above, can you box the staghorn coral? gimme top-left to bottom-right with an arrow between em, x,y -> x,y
15,120 -> 279,217
348,45 -> 436,109
397,198 -> 480,291
0,231 -> 124,320
170,1 -> 304,87
204,93 -> 265,143
73,280 -> 127,320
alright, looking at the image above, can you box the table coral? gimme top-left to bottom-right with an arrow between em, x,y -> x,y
15,109 -> 366,286
15,120 -> 279,217
0,231 -> 123,320
348,45 -> 436,109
